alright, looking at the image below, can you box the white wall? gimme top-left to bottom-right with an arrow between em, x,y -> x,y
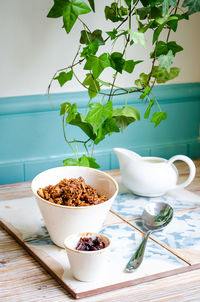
1,0 -> 200,97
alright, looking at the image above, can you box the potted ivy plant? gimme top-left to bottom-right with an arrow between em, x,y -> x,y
47,0 -> 200,168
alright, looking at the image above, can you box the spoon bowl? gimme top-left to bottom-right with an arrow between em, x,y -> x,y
142,202 -> 174,231
125,202 -> 173,272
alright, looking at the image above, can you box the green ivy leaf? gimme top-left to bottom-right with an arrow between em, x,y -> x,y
151,41 -> 168,57
63,0 -> 91,33
155,17 -> 166,25
47,0 -> 91,33
110,52 -> 125,73
144,98 -> 155,119
87,0 -> 95,12
167,19 -> 178,32
66,104 -> 77,124
63,158 -> 80,166
167,13 -> 180,32
123,60 -> 143,73
78,154 -> 90,166
140,0 -> 164,5
47,0 -> 66,18
79,154 -> 100,167
106,28 -> 118,40
124,0 -> 132,8
182,0 -> 200,15
60,102 -> 77,119
149,6 -> 163,19
94,118 -> 120,144
157,50 -> 174,72
81,41 -> 99,57
153,25 -> 164,44
105,3 -> 128,22
139,86 -> 151,100
151,112 -> 167,127
60,102 -> 78,125
102,118 -> 120,136
134,79 -> 142,88
152,66 -> 180,83
86,156 -> 100,168
167,41 -> 184,55
63,155 -> 100,168
128,30 -> 146,48
54,70 -> 73,87
162,0 -> 177,16
60,102 -> 71,116
153,16 -> 178,44
168,67 -> 181,80
83,73 -> 100,99
139,21 -> 154,33
112,106 -> 140,131
135,73 -> 149,88
136,7 -> 151,20
84,53 -> 110,78
85,101 -> 113,134
80,29 -> 105,45
69,113 -> 95,140
150,41 -> 183,58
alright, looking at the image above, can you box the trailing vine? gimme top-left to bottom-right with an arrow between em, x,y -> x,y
47,0 -> 200,168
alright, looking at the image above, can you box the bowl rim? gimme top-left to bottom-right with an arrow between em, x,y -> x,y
31,166 -> 119,209
64,232 -> 111,254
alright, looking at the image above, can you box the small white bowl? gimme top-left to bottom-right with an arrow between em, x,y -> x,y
31,166 -> 118,247
64,232 -> 111,282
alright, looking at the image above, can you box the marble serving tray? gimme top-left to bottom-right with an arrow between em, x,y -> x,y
0,177 -> 200,299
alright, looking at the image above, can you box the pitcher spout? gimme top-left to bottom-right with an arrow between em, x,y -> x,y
113,148 -> 141,166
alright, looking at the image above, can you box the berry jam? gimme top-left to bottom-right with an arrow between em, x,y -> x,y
75,236 -> 105,251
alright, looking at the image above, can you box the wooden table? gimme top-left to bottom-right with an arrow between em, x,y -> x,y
1,160 -> 200,302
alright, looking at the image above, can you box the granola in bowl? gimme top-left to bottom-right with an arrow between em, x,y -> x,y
37,177 -> 108,207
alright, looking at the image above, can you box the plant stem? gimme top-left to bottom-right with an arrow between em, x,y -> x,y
108,10 -> 131,102
68,138 -> 90,144
166,0 -> 180,42
91,142 -> 95,157
152,94 -> 162,112
72,46 -> 81,65
78,17 -> 91,33
129,3 -> 132,31
84,141 -> 90,157
62,116 -> 77,158
147,40 -> 158,88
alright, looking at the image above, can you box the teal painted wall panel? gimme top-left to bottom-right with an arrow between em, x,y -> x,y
150,143 -> 188,158
0,112 -> 64,162
189,141 -> 200,158
0,83 -> 200,184
0,162 -> 24,184
24,157 -> 63,181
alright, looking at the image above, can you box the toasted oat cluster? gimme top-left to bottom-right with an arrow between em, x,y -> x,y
37,177 -> 108,207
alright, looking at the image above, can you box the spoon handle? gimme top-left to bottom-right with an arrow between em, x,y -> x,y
125,230 -> 151,272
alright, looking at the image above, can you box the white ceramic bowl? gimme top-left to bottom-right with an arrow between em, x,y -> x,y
31,166 -> 118,248
64,232 -> 111,282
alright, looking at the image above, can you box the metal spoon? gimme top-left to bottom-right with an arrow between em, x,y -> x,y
125,202 -> 173,272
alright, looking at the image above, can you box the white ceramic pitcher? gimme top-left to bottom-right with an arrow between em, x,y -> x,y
114,148 -> 196,197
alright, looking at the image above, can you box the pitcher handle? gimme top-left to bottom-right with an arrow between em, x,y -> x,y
168,155 -> 196,189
